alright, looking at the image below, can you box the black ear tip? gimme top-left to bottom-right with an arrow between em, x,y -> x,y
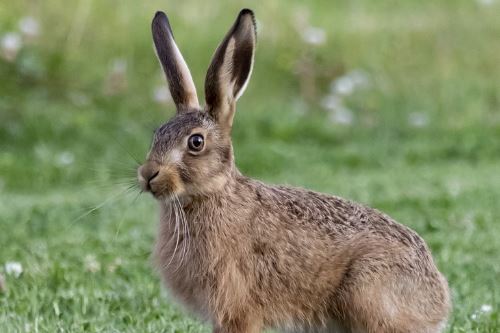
238,8 -> 256,35
154,11 -> 167,20
239,8 -> 255,23
239,8 -> 254,17
153,11 -> 171,28
152,11 -> 173,36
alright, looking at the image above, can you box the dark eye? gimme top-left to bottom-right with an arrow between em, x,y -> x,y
188,134 -> 204,152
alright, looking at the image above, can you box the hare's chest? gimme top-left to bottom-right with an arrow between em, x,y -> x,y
154,230 -> 212,318
153,214 -> 216,316
154,203 -> 254,317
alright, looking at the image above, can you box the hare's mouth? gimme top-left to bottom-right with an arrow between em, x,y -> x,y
149,183 -> 174,199
142,176 -> 176,199
138,163 -> 184,199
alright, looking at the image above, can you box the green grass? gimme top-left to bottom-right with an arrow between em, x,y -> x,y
1,0 -> 499,332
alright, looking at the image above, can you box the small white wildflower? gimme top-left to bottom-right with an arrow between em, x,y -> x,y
19,17 -> 40,41
332,76 -> 355,96
329,106 -> 354,125
107,257 -> 124,273
1,32 -> 22,62
347,70 -> 370,88
477,0 -> 495,6
331,70 -> 370,96
56,151 -> 75,166
5,262 -> 23,278
321,93 -> 354,125
34,143 -> 51,162
462,212 -> 476,232
301,26 -> 326,46
111,59 -> 127,74
471,304 -> 493,321
53,302 -> 60,316
480,304 -> 492,313
446,180 -> 461,197
408,112 -> 429,128
84,255 -> 100,273
320,94 -> 343,111
153,85 -> 172,105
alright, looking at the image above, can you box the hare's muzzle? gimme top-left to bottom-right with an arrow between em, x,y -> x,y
138,160 -> 184,198
138,161 -> 160,194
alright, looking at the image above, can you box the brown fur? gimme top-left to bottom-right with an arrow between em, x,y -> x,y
139,9 -> 451,333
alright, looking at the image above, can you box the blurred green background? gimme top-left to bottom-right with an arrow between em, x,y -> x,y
1,0 -> 499,332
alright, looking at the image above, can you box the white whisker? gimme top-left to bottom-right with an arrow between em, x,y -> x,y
173,194 -> 189,272
165,196 -> 181,269
65,184 -> 137,231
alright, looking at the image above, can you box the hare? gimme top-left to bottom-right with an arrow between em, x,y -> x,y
138,9 -> 451,333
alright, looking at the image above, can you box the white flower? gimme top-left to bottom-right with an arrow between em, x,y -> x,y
332,76 -> 355,96
84,255 -> 100,273
320,94 -> 343,111
480,304 -> 492,313
107,257 -> 124,273
34,143 -> 51,162
471,304 -> 493,320
446,180 -> 461,197
5,262 -> 23,278
153,85 -> 172,105
301,26 -> 326,46
57,151 -> 75,166
477,0 -> 495,6
111,59 -> 127,74
347,70 -> 370,88
408,112 -> 429,128
330,70 -> 370,96
19,17 -> 40,41
321,94 -> 354,125
329,106 -> 354,125
1,32 -> 22,62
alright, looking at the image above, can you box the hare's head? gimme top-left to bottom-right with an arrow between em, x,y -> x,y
138,9 -> 256,199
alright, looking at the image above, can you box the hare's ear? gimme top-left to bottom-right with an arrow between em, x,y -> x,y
152,11 -> 199,112
204,9 -> 256,131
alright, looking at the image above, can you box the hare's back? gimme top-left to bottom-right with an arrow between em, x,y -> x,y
257,183 -> 450,331
252,181 -> 437,265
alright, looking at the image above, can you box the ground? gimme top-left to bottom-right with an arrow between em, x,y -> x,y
0,0 -> 499,332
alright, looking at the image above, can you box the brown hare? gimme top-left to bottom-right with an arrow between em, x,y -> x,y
138,9 -> 451,333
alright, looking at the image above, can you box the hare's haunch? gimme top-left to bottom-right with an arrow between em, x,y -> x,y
137,9 -> 451,333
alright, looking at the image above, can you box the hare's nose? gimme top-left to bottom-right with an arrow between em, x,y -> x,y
138,162 -> 160,190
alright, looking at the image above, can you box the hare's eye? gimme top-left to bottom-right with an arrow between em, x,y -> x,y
188,134 -> 204,152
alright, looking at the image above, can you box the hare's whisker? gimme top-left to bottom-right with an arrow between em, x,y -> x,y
66,184 -> 137,230
173,194 -> 189,272
113,189 -> 142,242
110,135 -> 142,166
165,197 -> 181,269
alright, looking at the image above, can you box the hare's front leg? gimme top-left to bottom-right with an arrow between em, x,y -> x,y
213,318 -> 262,333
